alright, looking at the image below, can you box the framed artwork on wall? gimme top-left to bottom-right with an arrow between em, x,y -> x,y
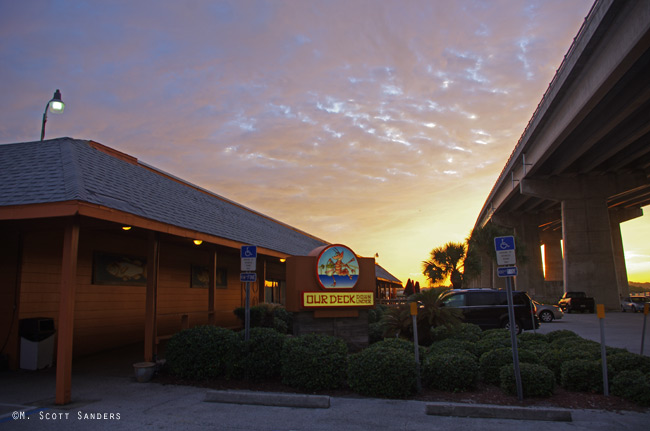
92,252 -> 147,286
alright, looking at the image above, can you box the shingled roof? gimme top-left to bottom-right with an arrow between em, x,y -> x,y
0,138 -> 329,255
0,137 -> 401,283
375,264 -> 401,284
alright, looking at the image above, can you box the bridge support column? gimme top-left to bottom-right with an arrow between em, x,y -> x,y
513,214 -> 544,297
609,207 -> 643,300
561,196 -> 619,309
539,228 -> 564,299
521,174 -> 644,310
540,229 -> 563,281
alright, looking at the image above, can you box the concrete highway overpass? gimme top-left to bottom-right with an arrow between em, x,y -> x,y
473,0 -> 650,309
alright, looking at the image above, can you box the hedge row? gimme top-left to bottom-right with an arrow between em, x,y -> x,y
165,323 -> 650,405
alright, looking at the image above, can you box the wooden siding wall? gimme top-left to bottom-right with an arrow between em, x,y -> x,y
17,227 -> 244,358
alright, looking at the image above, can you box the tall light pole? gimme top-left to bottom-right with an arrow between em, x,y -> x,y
41,89 -> 65,141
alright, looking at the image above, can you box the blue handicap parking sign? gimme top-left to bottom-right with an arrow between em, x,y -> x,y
241,245 -> 257,258
494,236 -> 515,251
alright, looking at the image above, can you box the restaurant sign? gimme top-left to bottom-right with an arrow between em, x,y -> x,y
316,244 -> 359,289
302,291 -> 374,308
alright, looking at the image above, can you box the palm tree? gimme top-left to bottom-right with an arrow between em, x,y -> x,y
422,242 -> 467,289
381,287 -> 463,345
412,288 -> 463,329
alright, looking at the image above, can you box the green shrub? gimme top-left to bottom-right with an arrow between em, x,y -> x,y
540,347 -> 595,381
474,336 -> 512,359
549,337 -> 581,351
422,351 -> 478,392
368,305 -> 388,324
479,348 -> 539,385
430,325 -> 453,341
232,327 -> 286,380
368,338 -> 415,354
452,323 -> 483,342
611,370 -> 650,406
233,303 -> 293,333
560,359 -> 602,393
427,338 -> 477,358
517,332 -> 548,344
281,333 -> 348,391
166,326 -> 239,379
481,328 -> 510,340
545,329 -> 580,343
517,333 -> 549,356
431,323 -> 482,343
368,337 -> 424,362
233,305 -> 266,327
519,342 -> 548,357
572,341 -> 603,359
607,352 -> 650,379
348,347 -> 417,398
271,305 -> 293,333
369,322 -> 385,344
272,317 -> 288,334
500,363 -> 555,398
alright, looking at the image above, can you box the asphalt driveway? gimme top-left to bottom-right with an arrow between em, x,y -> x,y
534,310 -> 650,356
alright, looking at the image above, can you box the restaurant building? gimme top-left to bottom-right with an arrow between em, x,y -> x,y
0,138 -> 401,403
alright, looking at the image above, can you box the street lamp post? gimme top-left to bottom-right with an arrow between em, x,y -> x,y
40,89 -> 65,141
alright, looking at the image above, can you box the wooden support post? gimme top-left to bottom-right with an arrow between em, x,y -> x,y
208,249 -> 216,325
144,232 -> 159,362
55,219 -> 80,405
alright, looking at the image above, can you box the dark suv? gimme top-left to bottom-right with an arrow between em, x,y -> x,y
438,289 -> 539,334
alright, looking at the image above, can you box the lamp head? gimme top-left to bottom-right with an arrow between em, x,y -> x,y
49,89 -> 65,114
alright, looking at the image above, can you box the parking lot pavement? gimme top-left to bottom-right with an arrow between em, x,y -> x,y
2,376 -> 649,431
534,310 -> 650,356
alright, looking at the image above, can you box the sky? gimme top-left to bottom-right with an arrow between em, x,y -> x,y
1,0 -> 649,287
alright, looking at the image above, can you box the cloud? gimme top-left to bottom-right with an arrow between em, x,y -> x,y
1,0 -> 610,286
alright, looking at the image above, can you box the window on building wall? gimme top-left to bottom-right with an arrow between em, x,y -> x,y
264,279 -> 286,305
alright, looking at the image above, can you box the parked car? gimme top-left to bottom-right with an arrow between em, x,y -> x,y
437,289 -> 539,334
558,291 -> 595,313
621,297 -> 648,312
532,300 -> 564,323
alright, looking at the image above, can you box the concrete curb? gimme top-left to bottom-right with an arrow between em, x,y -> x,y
204,390 -> 330,409
425,402 -> 573,422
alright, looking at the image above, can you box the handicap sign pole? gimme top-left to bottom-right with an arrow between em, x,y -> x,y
239,272 -> 257,341
241,246 -> 257,342
245,282 -> 250,341
495,236 -> 522,401
505,276 -> 523,401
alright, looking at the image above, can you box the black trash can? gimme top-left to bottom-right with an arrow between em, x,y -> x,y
19,317 -> 56,370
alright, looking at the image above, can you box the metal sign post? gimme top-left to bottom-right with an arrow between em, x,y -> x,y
597,304 -> 609,396
240,246 -> 257,342
505,276 -> 523,401
495,236 -> 522,400
410,302 -> 421,393
245,282 -> 250,341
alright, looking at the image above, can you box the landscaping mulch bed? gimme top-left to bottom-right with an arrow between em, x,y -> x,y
154,371 -> 647,413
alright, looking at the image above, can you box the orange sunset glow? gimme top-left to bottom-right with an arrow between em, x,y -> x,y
1,0 -> 648,287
